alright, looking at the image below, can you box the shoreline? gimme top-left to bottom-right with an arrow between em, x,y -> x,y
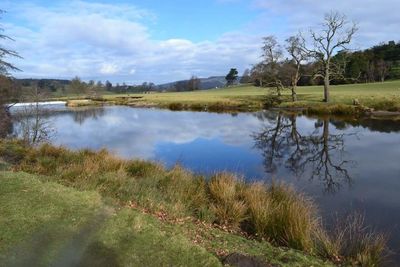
62,98 -> 400,120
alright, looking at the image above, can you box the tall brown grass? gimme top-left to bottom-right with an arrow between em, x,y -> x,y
315,213 -> 388,266
208,173 -> 247,228
243,182 -> 318,252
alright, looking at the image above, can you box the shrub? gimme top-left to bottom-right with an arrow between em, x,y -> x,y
0,139 -> 30,164
264,94 -> 283,109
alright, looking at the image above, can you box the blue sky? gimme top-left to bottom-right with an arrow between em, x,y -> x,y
2,0 -> 399,84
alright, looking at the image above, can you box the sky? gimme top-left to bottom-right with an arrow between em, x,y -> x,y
1,0 -> 399,84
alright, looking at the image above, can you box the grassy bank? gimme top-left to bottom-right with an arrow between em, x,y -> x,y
0,140 -> 388,266
0,172 -> 221,266
63,80 -> 400,115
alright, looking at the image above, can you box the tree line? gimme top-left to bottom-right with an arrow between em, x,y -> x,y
15,77 -> 160,96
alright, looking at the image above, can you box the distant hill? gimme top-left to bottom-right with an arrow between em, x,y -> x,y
157,76 -> 237,91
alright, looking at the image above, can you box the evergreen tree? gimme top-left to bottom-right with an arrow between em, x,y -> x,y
225,68 -> 238,86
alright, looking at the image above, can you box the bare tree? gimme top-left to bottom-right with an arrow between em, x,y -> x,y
187,75 -> 200,91
261,36 -> 284,96
285,35 -> 309,101
15,87 -> 54,145
240,69 -> 251,84
305,12 -> 357,102
375,59 -> 390,82
250,63 -> 267,87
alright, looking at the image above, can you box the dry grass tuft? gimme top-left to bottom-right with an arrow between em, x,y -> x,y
208,173 -> 247,228
246,182 -> 319,252
316,213 -> 388,266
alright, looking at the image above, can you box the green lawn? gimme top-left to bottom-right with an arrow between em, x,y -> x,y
0,171 -> 332,267
283,80 -> 400,107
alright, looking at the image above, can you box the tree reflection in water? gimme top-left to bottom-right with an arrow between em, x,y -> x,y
253,112 -> 356,193
71,107 -> 105,125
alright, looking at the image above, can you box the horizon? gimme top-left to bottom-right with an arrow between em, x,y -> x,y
2,0 -> 399,84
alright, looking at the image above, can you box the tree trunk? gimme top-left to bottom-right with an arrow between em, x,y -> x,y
292,68 -> 299,102
291,87 -> 297,102
323,69 -> 330,102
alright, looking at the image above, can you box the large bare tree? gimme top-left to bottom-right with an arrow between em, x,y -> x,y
305,12 -> 357,102
261,36 -> 284,96
285,35 -> 309,101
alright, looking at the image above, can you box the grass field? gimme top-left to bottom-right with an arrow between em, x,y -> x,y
84,80 -> 400,113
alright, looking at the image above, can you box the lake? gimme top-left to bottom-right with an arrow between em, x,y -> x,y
11,104 -> 400,262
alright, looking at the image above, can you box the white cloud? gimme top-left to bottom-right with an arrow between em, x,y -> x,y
100,63 -> 119,75
4,0 -> 260,83
252,0 -> 400,49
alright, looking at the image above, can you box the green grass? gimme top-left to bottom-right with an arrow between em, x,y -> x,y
0,171 -> 104,266
0,171 -> 332,266
92,80 -> 400,113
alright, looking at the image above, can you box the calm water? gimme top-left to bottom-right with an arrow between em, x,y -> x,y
11,105 -> 400,262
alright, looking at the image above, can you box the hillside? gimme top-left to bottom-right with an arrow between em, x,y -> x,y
157,76 -> 232,91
